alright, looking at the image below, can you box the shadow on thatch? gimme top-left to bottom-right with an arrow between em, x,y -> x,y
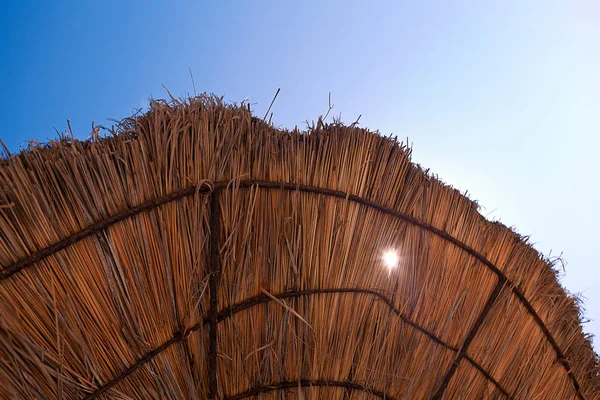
0,95 -> 598,399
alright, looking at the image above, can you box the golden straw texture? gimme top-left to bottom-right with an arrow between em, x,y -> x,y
0,96 -> 598,399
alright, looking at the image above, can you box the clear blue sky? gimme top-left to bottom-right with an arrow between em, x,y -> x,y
2,1 -> 599,348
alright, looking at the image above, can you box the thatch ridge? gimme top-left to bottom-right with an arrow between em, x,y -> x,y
0,95 -> 598,399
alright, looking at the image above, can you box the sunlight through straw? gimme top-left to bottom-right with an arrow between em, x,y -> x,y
383,249 -> 399,276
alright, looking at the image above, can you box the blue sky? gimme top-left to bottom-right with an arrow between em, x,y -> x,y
1,1 -> 599,347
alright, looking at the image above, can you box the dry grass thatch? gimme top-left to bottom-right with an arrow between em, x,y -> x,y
0,95 -> 598,399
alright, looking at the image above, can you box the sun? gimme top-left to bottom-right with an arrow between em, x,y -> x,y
382,249 -> 399,272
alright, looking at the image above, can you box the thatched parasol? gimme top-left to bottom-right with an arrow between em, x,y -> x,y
0,96 -> 598,399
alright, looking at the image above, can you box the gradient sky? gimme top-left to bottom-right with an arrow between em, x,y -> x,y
1,1 -> 599,348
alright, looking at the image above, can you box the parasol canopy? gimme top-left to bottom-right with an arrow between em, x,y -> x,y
0,96 -> 598,399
